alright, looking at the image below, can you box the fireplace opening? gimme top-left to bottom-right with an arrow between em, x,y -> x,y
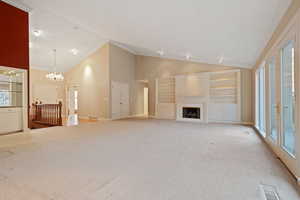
182,107 -> 201,119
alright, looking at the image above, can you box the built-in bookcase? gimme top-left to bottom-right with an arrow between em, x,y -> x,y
157,78 -> 175,103
155,70 -> 242,122
209,70 -> 241,104
208,70 -> 241,122
155,77 -> 176,119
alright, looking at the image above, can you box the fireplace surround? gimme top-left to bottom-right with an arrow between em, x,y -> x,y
176,104 -> 204,122
182,107 -> 201,119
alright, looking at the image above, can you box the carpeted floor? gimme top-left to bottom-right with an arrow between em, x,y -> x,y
0,119 -> 299,199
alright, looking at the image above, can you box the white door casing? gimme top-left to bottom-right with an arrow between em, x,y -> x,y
68,88 -> 76,115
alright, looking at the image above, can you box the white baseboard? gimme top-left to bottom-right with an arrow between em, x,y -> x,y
79,115 -> 254,126
111,114 -> 147,120
78,115 -> 111,121
148,115 -> 156,119
98,118 -> 112,121
130,114 -> 148,118
149,116 -> 253,125
78,116 -> 89,120
209,121 -> 254,125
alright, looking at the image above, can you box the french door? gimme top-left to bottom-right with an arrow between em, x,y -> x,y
256,67 -> 266,136
268,57 -> 278,142
266,33 -> 297,172
280,40 -> 296,156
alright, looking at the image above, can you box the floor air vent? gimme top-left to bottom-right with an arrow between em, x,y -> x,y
259,184 -> 280,200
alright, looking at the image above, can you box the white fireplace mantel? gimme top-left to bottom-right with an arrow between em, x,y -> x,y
176,103 -> 207,123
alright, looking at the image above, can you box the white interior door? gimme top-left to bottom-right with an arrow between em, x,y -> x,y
120,83 -> 129,118
112,82 -> 121,119
112,81 -> 129,119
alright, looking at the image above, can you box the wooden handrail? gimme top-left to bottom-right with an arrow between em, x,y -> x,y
30,101 -> 62,127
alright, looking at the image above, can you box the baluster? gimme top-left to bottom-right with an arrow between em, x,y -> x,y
59,101 -> 62,126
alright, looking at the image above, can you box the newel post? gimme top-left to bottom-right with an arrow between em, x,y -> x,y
58,101 -> 62,126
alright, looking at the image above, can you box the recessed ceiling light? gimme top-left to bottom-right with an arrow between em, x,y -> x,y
186,54 -> 191,60
32,30 -> 42,37
70,48 -> 79,55
157,50 -> 164,56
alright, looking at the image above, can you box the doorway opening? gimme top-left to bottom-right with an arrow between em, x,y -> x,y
67,86 -> 79,126
144,87 -> 148,116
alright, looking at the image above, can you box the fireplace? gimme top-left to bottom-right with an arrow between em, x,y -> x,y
183,107 -> 200,119
176,104 -> 204,123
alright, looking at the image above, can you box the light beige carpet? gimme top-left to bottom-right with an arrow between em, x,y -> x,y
0,119 -> 299,200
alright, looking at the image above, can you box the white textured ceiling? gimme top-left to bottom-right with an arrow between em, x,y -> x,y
28,9 -> 108,72
16,0 -> 292,71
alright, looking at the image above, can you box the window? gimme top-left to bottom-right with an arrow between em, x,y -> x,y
0,92 -> 10,106
269,58 -> 277,142
256,66 -> 266,136
0,82 -> 11,106
281,41 -> 296,155
0,74 -> 23,107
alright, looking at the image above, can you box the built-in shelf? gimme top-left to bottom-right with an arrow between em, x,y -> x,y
0,81 -> 22,84
209,70 -> 240,106
0,91 -> 23,93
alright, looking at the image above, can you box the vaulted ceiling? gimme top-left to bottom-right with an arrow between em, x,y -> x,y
10,0 -> 292,71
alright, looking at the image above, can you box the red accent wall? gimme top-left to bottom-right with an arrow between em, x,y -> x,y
0,1 -> 29,70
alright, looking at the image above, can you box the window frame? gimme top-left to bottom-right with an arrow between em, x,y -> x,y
255,65 -> 266,137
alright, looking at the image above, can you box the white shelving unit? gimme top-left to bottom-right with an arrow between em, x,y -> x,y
155,77 -> 176,119
155,69 -> 242,123
208,70 -> 241,122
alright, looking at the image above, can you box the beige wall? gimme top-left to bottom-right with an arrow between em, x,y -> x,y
63,43 -> 138,119
30,68 -> 66,115
109,44 -> 136,116
30,45 -> 253,122
64,43 -> 110,119
135,55 -> 253,123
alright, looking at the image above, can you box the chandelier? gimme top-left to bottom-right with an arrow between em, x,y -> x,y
46,49 -> 64,81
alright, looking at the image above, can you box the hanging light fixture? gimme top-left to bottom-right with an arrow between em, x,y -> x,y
46,49 -> 64,81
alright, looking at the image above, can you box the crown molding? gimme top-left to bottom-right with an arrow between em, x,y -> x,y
2,0 -> 32,12
109,41 -> 138,55
136,53 -> 251,69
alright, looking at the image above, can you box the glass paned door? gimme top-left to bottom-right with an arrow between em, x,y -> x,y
269,58 -> 278,142
281,41 -> 296,155
257,67 -> 266,136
